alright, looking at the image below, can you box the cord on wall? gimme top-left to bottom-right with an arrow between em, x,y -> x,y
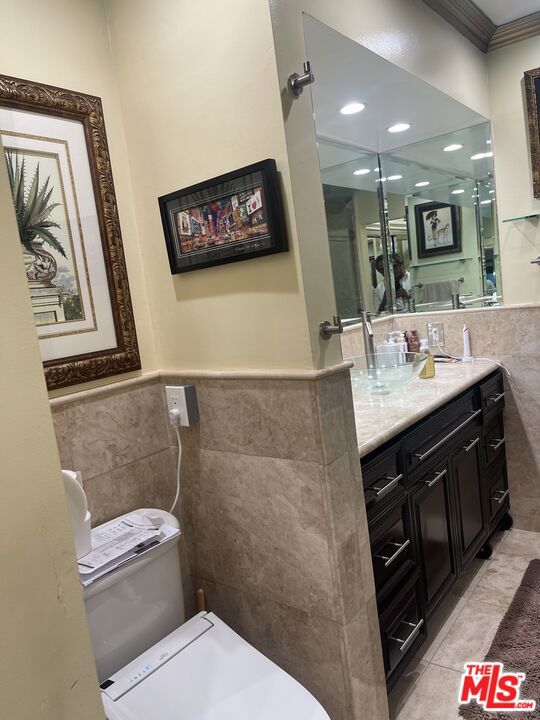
168,409 -> 182,515
434,338 -> 511,378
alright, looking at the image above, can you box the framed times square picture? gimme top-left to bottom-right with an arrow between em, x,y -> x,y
159,159 -> 288,273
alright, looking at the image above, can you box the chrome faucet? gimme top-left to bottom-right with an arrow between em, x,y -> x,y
362,310 -> 376,370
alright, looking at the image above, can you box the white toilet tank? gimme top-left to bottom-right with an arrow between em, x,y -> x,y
83,509 -> 185,682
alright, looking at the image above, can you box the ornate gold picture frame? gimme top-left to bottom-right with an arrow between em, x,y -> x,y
0,74 -> 140,390
525,67 -> 540,199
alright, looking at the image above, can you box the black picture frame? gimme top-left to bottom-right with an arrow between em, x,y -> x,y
158,159 -> 288,273
414,201 -> 462,258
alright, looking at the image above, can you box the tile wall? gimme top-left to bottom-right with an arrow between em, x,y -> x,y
51,370 -> 389,720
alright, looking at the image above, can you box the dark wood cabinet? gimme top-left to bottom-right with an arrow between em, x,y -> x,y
450,427 -> 487,568
411,458 -> 457,617
361,369 -> 510,691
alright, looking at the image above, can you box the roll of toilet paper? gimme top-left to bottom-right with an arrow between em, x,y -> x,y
62,469 -> 92,560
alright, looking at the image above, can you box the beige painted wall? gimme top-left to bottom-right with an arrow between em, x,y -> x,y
0,0 -> 158,398
0,141 -> 104,718
488,36 -> 540,306
105,0 -> 318,372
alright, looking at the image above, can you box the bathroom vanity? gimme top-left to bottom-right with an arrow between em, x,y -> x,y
356,365 -> 510,691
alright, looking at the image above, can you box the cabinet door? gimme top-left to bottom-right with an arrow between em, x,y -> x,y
451,427 -> 487,569
412,461 -> 457,617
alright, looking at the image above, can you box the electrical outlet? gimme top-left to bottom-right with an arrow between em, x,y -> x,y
427,321 -> 445,348
165,385 -> 199,427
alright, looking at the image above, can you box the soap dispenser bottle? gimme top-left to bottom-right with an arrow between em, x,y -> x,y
419,338 -> 435,379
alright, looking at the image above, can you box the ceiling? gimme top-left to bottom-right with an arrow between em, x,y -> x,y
472,0 -> 540,25
422,0 -> 540,51
304,15 -> 487,155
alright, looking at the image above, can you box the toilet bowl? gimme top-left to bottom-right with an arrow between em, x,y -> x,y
83,508 -> 330,719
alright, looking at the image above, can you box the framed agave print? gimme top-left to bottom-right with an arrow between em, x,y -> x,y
0,74 -> 140,390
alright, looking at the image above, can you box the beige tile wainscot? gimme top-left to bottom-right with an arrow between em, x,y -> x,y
51,367 -> 389,720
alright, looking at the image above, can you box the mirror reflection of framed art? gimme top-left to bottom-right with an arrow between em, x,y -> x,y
414,201 -> 462,258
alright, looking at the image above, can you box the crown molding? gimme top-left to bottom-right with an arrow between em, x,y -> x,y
422,0 -> 496,52
489,11 -> 540,51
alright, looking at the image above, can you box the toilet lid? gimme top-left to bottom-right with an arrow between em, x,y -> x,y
101,612 -> 330,720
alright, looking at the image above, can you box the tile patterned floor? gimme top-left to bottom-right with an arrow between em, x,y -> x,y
390,528 -> 540,720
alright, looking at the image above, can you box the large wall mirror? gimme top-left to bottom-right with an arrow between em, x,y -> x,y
305,15 -> 501,321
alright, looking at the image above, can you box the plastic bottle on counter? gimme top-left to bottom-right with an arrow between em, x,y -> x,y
406,329 -> 420,353
396,332 -> 408,362
419,338 -> 435,379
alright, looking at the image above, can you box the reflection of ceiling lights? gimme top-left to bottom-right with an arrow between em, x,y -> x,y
387,175 -> 402,181
443,144 -> 463,152
486,140 -> 492,144
471,151 -> 494,160
388,123 -> 410,133
353,168 -> 370,175
489,190 -> 495,194
480,199 -> 492,205
451,189 -> 465,194
375,177 -> 387,182
340,102 -> 366,115
415,181 -> 430,187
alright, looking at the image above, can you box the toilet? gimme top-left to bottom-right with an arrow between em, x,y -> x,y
83,508 -> 330,719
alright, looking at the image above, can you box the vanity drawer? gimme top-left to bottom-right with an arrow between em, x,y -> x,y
480,372 -> 505,419
487,460 -> 509,525
362,443 -> 404,513
370,497 -> 415,603
404,391 -> 479,475
484,412 -> 506,466
380,577 -> 426,687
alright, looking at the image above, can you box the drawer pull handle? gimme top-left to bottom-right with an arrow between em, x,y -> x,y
488,437 -> 505,451
463,437 -> 480,453
425,469 -> 447,488
493,488 -> 510,505
371,474 -> 403,498
375,539 -> 411,568
488,392 -> 505,404
413,409 -> 481,463
389,619 -> 424,654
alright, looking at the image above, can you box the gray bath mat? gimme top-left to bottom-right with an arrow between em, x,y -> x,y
459,559 -> 540,719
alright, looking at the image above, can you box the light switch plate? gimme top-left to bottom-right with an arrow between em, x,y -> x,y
427,322 -> 445,347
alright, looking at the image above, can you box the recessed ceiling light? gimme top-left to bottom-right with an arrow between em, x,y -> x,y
415,181 -> 430,187
353,168 -> 370,175
443,144 -> 463,152
387,175 -> 402,181
340,102 -> 366,115
388,123 -> 411,133
451,189 -> 465,194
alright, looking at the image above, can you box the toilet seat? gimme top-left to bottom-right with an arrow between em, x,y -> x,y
101,611 -> 330,720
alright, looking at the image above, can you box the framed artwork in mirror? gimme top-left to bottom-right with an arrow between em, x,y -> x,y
0,74 -> 140,391
159,159 -> 288,273
525,67 -> 540,199
414,201 -> 462,258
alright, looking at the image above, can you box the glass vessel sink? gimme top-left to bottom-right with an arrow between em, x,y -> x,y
348,352 -> 427,395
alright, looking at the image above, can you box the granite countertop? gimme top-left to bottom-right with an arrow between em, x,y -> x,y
353,360 -> 498,458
